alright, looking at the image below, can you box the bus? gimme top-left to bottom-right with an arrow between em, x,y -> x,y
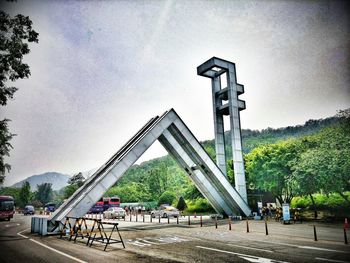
88,196 -> 120,214
0,196 -> 15,221
109,196 -> 121,207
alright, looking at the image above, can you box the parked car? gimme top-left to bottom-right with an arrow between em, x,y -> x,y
210,214 -> 223,220
151,205 -> 179,218
24,205 -> 35,215
103,207 -> 126,219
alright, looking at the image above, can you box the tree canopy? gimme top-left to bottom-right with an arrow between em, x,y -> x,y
245,112 -> 350,215
245,139 -> 302,204
19,181 -> 31,208
35,183 -> 53,205
0,10 -> 38,184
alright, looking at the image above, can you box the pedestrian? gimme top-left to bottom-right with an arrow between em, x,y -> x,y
125,206 -> 129,215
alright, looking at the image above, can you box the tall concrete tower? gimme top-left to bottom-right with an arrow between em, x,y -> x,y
197,57 -> 247,203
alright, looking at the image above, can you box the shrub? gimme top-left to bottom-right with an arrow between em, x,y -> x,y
186,198 -> 215,213
291,192 -> 350,210
158,191 -> 177,206
176,196 -> 187,211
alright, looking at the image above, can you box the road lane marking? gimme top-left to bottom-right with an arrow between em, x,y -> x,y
227,243 -> 273,253
17,228 -> 29,239
29,239 -> 88,263
251,240 -> 350,254
17,228 -> 87,263
299,246 -> 348,253
196,246 -> 289,263
315,258 -> 350,263
127,235 -> 189,247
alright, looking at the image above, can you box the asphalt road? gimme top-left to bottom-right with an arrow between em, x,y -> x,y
1,214 -> 349,263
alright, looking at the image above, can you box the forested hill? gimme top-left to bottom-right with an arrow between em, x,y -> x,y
109,113 -> 342,201
201,114 -> 340,158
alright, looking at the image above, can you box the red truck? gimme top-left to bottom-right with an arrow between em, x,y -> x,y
0,196 -> 15,221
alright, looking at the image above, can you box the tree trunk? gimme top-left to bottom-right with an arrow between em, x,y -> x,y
276,195 -> 284,206
309,194 -> 318,219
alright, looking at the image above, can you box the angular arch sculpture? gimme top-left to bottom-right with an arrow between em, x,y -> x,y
47,109 -> 250,232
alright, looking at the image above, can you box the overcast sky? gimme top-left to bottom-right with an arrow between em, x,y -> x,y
1,0 -> 349,186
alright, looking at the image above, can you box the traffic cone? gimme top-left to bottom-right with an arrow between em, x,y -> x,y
344,218 -> 349,230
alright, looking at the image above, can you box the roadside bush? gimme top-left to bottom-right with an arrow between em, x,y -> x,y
291,192 -> 350,214
176,196 -> 187,211
158,191 -> 177,206
186,198 -> 215,213
291,196 -> 311,208
292,193 -> 350,209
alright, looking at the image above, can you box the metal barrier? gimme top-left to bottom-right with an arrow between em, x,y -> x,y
57,216 -> 125,251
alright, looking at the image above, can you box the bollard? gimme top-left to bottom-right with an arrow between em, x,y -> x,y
167,216 -> 170,224
344,228 -> 348,245
177,216 -> 179,225
228,218 -> 231,231
124,215 -> 125,221
159,214 -> 161,223
200,215 -> 203,227
246,218 -> 249,233
143,213 -> 145,223
215,216 -> 218,229
130,213 -> 132,222
188,215 -> 191,226
265,218 -> 268,235
150,214 -> 152,223
313,225 -> 318,241
136,212 -> 138,222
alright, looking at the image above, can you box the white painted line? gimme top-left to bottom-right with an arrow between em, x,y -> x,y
136,238 -> 159,245
17,228 -> 29,239
29,239 -> 88,263
250,239 -> 350,254
315,258 -> 350,263
299,246 -> 349,254
227,243 -> 273,253
18,228 -> 86,262
196,245 -> 290,263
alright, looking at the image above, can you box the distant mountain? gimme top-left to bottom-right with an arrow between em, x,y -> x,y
12,172 -> 70,191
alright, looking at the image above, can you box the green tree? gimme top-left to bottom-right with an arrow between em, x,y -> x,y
184,183 -> 203,199
245,139 -> 301,204
35,183 -> 53,205
176,196 -> 187,211
106,182 -> 151,202
19,181 -> 31,208
158,190 -> 176,206
293,118 -> 350,207
0,120 -> 14,184
0,10 -> 39,184
0,186 -> 20,202
63,172 -> 84,199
